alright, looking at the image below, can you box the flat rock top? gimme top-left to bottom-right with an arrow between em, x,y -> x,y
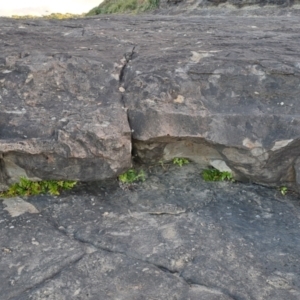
1,164 -> 300,299
1,14 -> 300,142
1,14 -> 300,113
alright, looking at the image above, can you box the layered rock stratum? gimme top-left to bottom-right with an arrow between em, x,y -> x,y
1,3 -> 300,193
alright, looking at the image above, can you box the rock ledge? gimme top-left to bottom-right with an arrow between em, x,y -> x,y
1,12 -> 300,193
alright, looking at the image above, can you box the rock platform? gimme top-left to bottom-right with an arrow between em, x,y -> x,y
1,9 -> 300,192
1,163 -> 300,299
1,6 -> 300,299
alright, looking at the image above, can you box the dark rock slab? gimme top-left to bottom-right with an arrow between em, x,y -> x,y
1,164 -> 299,299
1,13 -> 300,192
0,18 -> 132,189
23,249 -> 234,300
58,165 -> 300,299
0,204 -> 85,299
120,14 -> 300,192
23,251 -> 192,300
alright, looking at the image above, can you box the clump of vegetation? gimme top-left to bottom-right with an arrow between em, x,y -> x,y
11,13 -> 83,20
0,177 -> 77,198
86,0 -> 159,15
44,13 -> 83,19
173,157 -> 189,167
280,186 -> 288,196
202,168 -> 234,182
118,169 -> 146,184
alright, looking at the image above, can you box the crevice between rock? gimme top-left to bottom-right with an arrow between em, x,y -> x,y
10,254 -> 85,300
74,234 -> 238,299
47,212 -> 240,300
118,45 -> 137,166
119,46 -> 136,85
183,278 -> 240,300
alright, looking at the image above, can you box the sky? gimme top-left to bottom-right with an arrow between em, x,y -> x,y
0,0 -> 102,16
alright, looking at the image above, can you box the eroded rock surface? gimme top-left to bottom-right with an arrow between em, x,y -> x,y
1,11 -> 300,192
1,164 -> 299,299
0,17 -> 132,189
120,14 -> 300,191
158,0 -> 300,15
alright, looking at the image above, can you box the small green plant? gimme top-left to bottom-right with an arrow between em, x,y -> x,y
0,177 -> 77,198
173,158 -> 189,167
118,169 -> 145,184
280,186 -> 288,196
202,168 -> 234,182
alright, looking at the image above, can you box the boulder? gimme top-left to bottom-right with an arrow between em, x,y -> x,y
1,11 -> 300,193
0,18 -> 132,189
120,14 -> 300,192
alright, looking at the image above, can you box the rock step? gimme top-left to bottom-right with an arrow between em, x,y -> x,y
0,14 -> 300,193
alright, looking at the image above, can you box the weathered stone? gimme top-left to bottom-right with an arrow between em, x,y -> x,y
295,157 -> 300,187
121,13 -> 300,192
158,0 -> 300,16
1,163 -> 299,299
0,212 -> 85,299
3,197 -> 39,217
0,18 -> 132,189
159,0 -> 298,10
1,11 -> 300,193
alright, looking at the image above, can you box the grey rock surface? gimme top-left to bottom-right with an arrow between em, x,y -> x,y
120,14 -> 300,192
1,164 -> 299,299
0,213 -> 85,299
159,0 -> 299,8
0,17 -> 132,189
1,6 -> 300,299
158,0 -> 300,14
1,10 -> 300,193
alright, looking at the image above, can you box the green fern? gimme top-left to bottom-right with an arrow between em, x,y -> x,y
0,177 -> 77,198
202,169 -> 234,182
280,186 -> 288,196
118,169 -> 145,184
173,158 -> 189,167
